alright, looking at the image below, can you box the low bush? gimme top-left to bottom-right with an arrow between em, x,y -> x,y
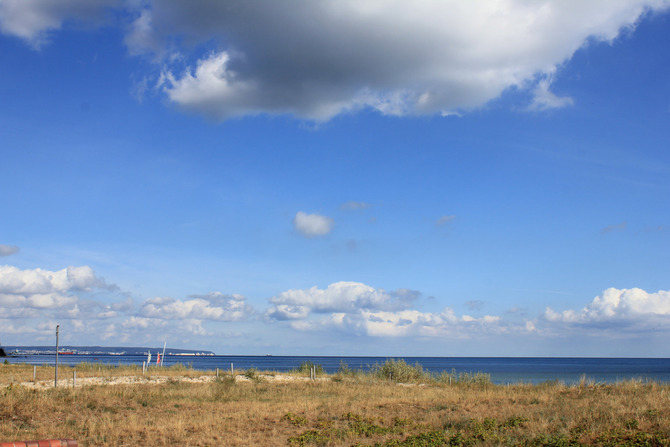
373,359 -> 430,383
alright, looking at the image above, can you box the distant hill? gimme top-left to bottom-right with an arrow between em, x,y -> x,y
4,346 -> 215,356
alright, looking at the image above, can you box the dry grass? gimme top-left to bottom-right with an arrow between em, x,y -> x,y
0,362 -> 205,384
1,362 -> 669,446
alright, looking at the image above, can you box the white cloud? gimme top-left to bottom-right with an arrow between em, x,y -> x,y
0,263 -> 254,345
121,316 -> 166,330
0,0 -> 119,49
287,306 -> 508,338
0,245 -> 19,256
293,211 -> 334,237
0,264 -> 110,311
266,281 -> 513,338
149,0 -> 670,120
124,8 -> 161,57
545,287 -> 670,326
266,281 -> 417,318
266,304 -> 311,321
3,1 -> 669,119
528,76 -> 574,111
159,51 -> 261,119
139,292 -> 252,321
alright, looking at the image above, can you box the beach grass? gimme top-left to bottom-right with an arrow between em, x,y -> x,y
1,361 -> 669,446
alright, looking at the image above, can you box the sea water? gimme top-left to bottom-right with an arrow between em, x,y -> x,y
5,354 -> 670,385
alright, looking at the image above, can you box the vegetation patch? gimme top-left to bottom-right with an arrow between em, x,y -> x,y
1,364 -> 669,446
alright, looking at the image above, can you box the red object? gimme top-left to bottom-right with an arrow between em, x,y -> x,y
0,440 -> 77,447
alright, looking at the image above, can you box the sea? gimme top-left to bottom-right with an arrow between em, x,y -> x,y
4,352 -> 670,385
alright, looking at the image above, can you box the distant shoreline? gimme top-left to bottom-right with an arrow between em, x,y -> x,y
4,353 -> 670,385
4,346 -> 669,359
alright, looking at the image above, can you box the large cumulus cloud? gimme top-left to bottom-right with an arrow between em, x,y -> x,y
266,281 -> 418,320
0,264 -> 110,313
3,0 -> 670,120
544,287 -> 670,332
266,281 -> 508,337
149,0 -> 670,120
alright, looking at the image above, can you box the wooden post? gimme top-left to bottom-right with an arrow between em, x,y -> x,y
216,368 -> 219,378
73,371 -> 76,388
230,363 -> 234,378
55,325 -> 59,388
142,361 -> 146,375
33,365 -> 37,382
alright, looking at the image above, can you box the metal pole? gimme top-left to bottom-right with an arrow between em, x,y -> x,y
55,325 -> 59,388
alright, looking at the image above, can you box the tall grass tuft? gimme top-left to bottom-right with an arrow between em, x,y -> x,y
291,360 -> 324,376
373,359 -> 430,383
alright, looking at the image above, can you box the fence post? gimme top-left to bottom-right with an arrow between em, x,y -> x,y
33,365 -> 37,382
73,371 -> 76,388
230,363 -> 234,378
216,368 -> 219,378
55,325 -> 59,388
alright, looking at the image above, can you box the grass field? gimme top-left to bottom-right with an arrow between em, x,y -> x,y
1,361 -> 669,446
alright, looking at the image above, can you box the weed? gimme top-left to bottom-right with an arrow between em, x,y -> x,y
522,434 -> 581,446
380,430 -> 449,446
283,411 -> 308,426
502,415 -> 529,428
624,419 -> 639,430
287,429 -> 331,446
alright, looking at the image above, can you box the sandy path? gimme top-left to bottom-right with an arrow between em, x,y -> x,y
18,373 -> 328,390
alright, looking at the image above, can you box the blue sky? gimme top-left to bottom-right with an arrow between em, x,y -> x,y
1,0 -> 669,357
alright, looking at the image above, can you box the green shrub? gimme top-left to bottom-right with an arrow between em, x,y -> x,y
282,412 -> 308,426
373,359 -> 429,383
292,361 -> 324,376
